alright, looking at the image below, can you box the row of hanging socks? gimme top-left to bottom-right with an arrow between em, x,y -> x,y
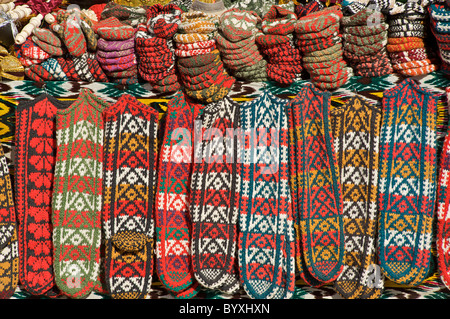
1,75 -> 446,299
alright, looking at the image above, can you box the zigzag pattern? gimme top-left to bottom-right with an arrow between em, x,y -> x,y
238,91 -> 295,299
330,95 -> 384,299
102,94 -> 158,299
289,83 -> 344,285
52,89 -> 107,298
378,78 -> 439,285
190,96 -> 241,294
14,95 -> 71,297
155,92 -> 202,298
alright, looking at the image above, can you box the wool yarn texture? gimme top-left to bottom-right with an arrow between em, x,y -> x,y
436,86 -> 450,291
175,10 -> 234,103
387,6 -> 437,76
342,8 -> 393,77
136,4 -> 181,93
238,91 -> 295,299
216,8 -> 267,82
257,5 -> 302,85
189,96 -> 241,294
52,89 -> 108,298
287,83 -> 344,286
330,95 -> 384,299
378,79 -> 439,286
155,92 -> 203,299
295,6 -> 350,90
0,144 -> 19,299
102,94 -> 158,299
15,94 -> 73,297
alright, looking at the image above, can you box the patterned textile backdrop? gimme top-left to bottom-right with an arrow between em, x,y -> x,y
2,71 -> 450,299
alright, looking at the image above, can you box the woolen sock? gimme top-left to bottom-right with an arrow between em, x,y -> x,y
52,89 -> 108,298
296,5 -> 343,34
63,14 -> 87,57
177,49 -> 220,68
219,8 -> 260,42
31,36 -> 64,56
97,37 -> 135,52
261,5 -> 297,35
295,22 -> 339,41
15,95 -> 72,297
344,23 -> 388,37
102,94 -> 158,299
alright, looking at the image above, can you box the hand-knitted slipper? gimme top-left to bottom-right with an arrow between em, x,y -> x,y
97,37 -> 135,51
344,39 -> 387,55
97,53 -> 136,65
101,59 -> 137,72
20,38 -> 51,60
25,65 -> 53,82
295,22 -> 339,41
178,11 -> 218,34
184,72 -> 234,103
15,95 -> 72,297
261,5 -> 297,35
52,89 -> 108,298
239,91 -> 295,299
175,45 -> 216,57
219,8 -> 260,42
31,36 -> 64,56
378,79 -> 438,285
176,39 -> 215,50
102,94 -> 158,298
389,23 -> 426,34
135,34 -> 168,48
32,27 -> 62,47
308,60 -> 347,77
388,30 -> 427,38
344,47 -> 389,63
396,64 -> 437,77
218,39 -> 259,56
387,36 -> 423,45
140,64 -> 176,83
389,47 -> 428,63
330,95 -> 384,299
0,145 -> 18,299
63,14 -> 87,57
311,66 -> 351,83
43,58 -> 70,80
105,65 -> 138,78
255,33 -> 291,47
189,96 -> 241,294
392,59 -> 433,71
343,31 -> 387,46
267,64 -> 297,84
314,73 -> 351,90
300,36 -> 342,54
178,54 -> 220,76
138,53 -> 174,66
72,53 -> 96,82
307,42 -> 343,57
389,18 -> 424,27
386,41 -> 425,53
147,3 -> 181,38
98,47 -> 135,59
177,49 -> 220,68
94,16 -> 135,40
173,31 -> 218,44
303,49 -> 343,63
296,6 -> 343,34
216,32 -> 256,50
355,65 -> 393,77
222,50 -> 263,70
297,34 -> 341,49
304,60 -> 346,74
181,64 -> 224,88
344,23 -> 388,37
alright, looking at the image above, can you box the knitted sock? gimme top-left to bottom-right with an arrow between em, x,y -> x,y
387,41 -> 425,53
64,14 -> 87,57
189,96 -> 240,294
307,42 -> 343,57
331,95 -> 384,299
98,48 -> 135,59
342,9 -> 385,26
255,33 -> 291,47
102,94 -> 158,299
219,9 -> 261,42
395,64 -> 437,77
52,89 -> 108,298
178,54 -> 220,76
32,36 -> 64,57
238,91 -> 295,299
344,40 -> 387,56
342,31 -> 388,46
185,72 -> 235,103
97,38 -> 135,52
0,145 -> 18,299
175,45 -> 216,57
261,5 -> 297,35
101,59 -> 137,73
300,36 -> 342,54
97,54 -> 136,65
344,23 -> 388,37
303,49 -> 343,63
216,33 -> 255,50
378,79 -> 438,286
20,38 -> 51,61
15,95 -> 72,297
174,31 -> 217,44
176,39 -> 215,50
295,22 -> 339,41
306,60 -> 347,76
296,5 -> 343,34
94,17 -> 135,40
155,92 -> 202,298
292,83 -> 344,284
177,49 -> 219,68
32,27 -> 62,47
105,65 -> 138,79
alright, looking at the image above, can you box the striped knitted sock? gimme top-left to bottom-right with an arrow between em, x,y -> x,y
102,94 -> 158,299
52,89 -> 108,298
291,83 -> 344,284
155,92 -> 202,299
238,91 -> 295,299
378,78 -> 439,286
63,14 -> 87,57
331,95 -> 384,299
0,145 -> 18,299
15,95 -> 72,297
189,96 -> 241,294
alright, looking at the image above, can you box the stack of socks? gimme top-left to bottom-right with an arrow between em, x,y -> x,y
31,27 -> 64,57
174,10 -> 235,103
342,8 -> 393,77
216,8 -> 267,82
256,5 -> 302,85
295,5 -> 352,90
429,2 -> 450,74
136,3 -> 181,94
94,17 -> 138,85
16,37 -> 50,68
387,2 -> 437,77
